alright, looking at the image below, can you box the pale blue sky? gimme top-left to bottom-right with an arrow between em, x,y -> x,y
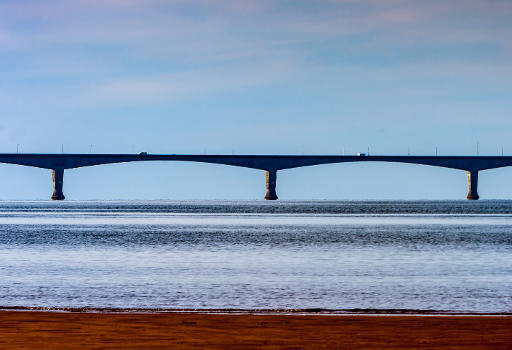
1,0 -> 511,200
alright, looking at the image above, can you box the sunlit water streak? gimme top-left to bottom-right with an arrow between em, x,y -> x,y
0,200 -> 511,312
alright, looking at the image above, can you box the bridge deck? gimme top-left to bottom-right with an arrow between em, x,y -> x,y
0,153 -> 511,171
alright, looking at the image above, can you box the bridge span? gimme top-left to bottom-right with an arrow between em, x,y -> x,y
1,153 -> 511,200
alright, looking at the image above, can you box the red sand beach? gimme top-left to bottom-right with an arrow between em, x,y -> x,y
0,311 -> 511,349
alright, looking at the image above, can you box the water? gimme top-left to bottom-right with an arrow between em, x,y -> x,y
0,200 -> 511,313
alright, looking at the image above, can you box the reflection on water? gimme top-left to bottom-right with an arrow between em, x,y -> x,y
0,201 -> 511,312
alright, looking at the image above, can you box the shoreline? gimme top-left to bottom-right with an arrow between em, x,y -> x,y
1,310 -> 511,349
2,305 -> 511,316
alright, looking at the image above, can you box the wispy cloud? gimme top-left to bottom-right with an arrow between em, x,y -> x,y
90,60 -> 294,103
0,0 -> 511,105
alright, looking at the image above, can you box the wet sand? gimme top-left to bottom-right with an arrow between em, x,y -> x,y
0,311 -> 511,349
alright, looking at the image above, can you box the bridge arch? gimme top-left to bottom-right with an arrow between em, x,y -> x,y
65,161 -> 262,200
278,161 -> 467,200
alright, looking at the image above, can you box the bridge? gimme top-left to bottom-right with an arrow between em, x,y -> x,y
1,153 -> 512,200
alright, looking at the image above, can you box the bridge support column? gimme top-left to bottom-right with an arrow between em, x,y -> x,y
467,170 -> 479,200
51,169 -> 65,200
265,170 -> 278,200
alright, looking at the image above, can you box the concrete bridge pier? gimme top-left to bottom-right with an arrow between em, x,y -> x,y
51,168 -> 65,200
467,170 -> 479,200
265,170 -> 278,200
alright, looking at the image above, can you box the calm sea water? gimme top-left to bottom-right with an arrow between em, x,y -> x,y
0,200 -> 511,313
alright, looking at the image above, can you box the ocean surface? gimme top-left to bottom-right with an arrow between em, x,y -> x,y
0,200 -> 511,313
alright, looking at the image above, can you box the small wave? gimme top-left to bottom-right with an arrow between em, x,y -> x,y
1,306 -> 510,316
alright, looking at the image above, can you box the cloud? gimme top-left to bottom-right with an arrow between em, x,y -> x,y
90,60 -> 293,103
1,0 -> 509,49
0,0 -> 510,105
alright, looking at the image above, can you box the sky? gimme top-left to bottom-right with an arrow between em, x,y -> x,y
1,0 -> 512,200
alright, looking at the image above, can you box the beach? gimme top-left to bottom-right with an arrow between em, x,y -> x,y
1,311 -> 511,349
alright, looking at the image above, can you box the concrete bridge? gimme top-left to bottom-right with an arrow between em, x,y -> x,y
1,153 -> 512,200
